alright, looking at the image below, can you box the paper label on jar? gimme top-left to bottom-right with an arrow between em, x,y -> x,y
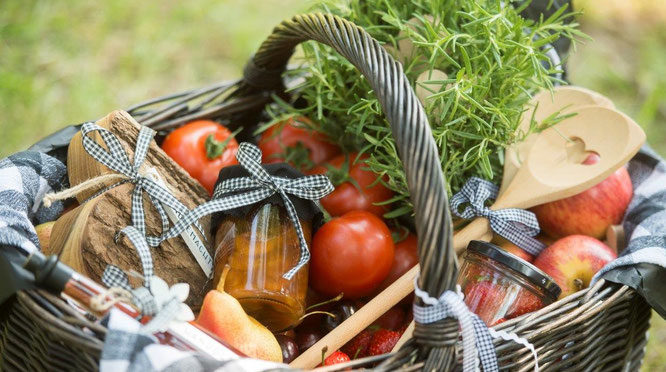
144,168 -> 213,278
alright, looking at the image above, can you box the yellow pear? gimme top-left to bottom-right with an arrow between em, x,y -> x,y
35,221 -> 56,253
196,266 -> 282,363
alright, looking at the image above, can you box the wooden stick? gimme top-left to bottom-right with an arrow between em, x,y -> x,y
290,229 -> 490,370
289,265 -> 419,369
391,225 -> 625,358
605,224 -> 626,254
453,217 -> 491,253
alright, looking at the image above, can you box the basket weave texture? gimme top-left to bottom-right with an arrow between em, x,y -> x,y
0,13 -> 651,372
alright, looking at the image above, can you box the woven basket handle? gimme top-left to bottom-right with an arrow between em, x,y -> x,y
239,13 -> 459,369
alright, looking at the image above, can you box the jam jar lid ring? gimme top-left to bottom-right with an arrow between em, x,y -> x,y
466,240 -> 562,299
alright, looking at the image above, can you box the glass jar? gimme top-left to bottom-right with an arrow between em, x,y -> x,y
457,240 -> 561,326
213,203 -> 310,333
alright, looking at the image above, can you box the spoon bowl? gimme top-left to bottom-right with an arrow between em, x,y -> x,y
453,106 -> 645,252
501,86 -> 616,194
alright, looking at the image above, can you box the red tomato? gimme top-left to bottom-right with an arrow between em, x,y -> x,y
161,120 -> 239,195
258,116 -> 340,171
309,211 -> 394,299
311,153 -> 394,217
377,233 -> 418,292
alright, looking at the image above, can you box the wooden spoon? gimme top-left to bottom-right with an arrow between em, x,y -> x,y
292,106 -> 644,369
500,86 -> 615,195
453,106 -> 645,252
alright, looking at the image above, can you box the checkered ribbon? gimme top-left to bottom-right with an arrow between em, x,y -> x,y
149,142 -> 333,279
451,177 -> 546,255
413,280 -> 498,372
101,226 -> 158,315
79,122 -> 205,246
413,279 -> 540,372
103,243 -> 194,334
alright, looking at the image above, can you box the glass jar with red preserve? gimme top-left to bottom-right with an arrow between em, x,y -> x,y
457,241 -> 561,326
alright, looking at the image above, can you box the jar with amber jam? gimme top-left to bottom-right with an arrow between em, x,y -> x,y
213,202 -> 310,332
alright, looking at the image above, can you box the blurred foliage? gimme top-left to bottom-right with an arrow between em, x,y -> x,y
0,0 -> 310,155
570,0 -> 666,157
0,0 -> 665,368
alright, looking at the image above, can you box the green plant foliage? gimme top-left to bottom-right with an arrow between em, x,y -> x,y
270,0 -> 583,218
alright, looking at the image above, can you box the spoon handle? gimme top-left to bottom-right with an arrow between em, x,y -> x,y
289,265 -> 420,369
453,217 -> 492,253
291,222 -> 495,369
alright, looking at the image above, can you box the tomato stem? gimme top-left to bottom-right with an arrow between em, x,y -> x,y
324,154 -> 351,185
321,347 -> 328,366
205,127 -> 242,159
324,154 -> 364,194
283,142 -> 315,171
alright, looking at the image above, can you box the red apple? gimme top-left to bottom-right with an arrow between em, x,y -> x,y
530,154 -> 633,239
492,235 -> 534,262
534,235 -> 617,299
492,235 -> 555,263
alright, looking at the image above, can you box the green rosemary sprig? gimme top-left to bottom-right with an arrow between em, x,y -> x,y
267,0 -> 583,219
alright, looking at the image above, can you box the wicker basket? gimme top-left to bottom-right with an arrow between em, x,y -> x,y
0,13 -> 652,372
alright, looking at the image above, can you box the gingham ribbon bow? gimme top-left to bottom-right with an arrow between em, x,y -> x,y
150,142 -> 334,279
101,229 -> 194,333
413,281 -> 498,372
450,177 -> 546,255
102,226 -> 158,315
413,279 -> 540,372
80,122 -> 205,246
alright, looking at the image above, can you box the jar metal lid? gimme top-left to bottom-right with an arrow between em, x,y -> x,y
466,240 -> 562,299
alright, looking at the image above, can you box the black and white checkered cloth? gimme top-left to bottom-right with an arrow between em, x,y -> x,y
0,151 -> 291,372
413,281 -> 500,372
413,280 -> 542,372
592,145 -> 666,316
0,151 -> 67,255
100,308 -> 288,372
450,177 -> 547,255
101,225 -> 160,315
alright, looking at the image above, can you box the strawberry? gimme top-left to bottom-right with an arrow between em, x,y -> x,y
463,280 -> 505,325
323,350 -> 351,366
367,329 -> 401,356
341,329 -> 373,359
506,290 -> 544,319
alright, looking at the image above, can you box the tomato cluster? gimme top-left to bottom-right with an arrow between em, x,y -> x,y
162,116 -> 417,300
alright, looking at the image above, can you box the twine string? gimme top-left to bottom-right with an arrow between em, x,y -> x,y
42,122 -> 206,243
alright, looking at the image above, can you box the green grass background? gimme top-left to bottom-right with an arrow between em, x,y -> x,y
1,0 -> 665,369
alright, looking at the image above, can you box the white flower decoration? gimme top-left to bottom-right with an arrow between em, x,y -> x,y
149,276 -> 195,326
